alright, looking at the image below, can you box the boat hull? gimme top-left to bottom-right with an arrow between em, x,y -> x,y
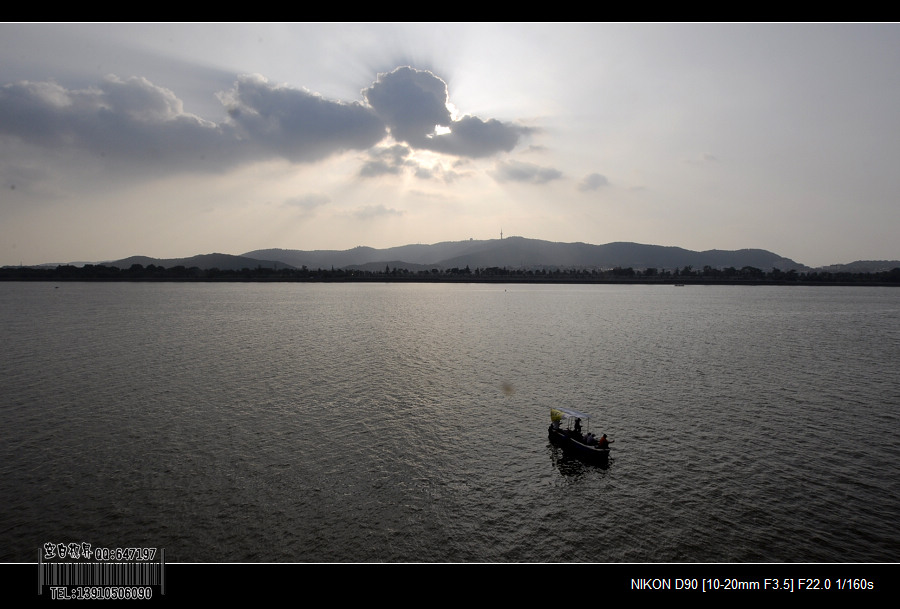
548,427 -> 610,462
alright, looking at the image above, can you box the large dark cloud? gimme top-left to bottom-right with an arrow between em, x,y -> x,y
423,115 -> 524,157
0,76 -> 229,169
217,74 -> 385,163
362,67 -> 452,146
0,74 -> 386,170
363,67 -> 528,157
0,67 -> 528,179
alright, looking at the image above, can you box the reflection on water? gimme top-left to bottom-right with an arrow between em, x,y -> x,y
548,446 -> 612,478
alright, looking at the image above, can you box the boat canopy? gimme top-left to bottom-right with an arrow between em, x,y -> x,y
550,407 -> 591,422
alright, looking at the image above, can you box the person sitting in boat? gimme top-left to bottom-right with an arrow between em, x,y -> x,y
597,434 -> 613,449
584,432 -> 595,445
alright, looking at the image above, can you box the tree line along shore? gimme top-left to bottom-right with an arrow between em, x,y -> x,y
3,263 -> 900,285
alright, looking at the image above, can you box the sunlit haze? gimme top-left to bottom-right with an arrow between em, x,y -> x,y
2,23 -> 899,267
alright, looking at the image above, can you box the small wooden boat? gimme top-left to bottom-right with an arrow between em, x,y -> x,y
548,407 -> 611,462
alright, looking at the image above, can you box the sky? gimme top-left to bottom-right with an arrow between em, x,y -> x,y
1,23 -> 899,268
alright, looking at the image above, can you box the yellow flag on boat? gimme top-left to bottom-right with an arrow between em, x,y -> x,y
550,409 -> 563,422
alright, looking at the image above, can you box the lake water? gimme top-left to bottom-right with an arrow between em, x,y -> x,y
1,282 -> 898,563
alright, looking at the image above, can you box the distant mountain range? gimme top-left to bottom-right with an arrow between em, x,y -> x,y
112,253 -> 291,272
90,237 -> 898,274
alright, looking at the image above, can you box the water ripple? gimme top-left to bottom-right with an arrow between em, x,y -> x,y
1,283 -> 898,562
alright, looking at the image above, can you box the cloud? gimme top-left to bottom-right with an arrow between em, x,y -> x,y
1,66 -> 530,185
578,172 -> 609,191
0,76 -> 223,167
358,143 -> 464,182
0,73 -> 388,173
491,160 -> 563,184
284,193 -> 330,213
358,144 -> 412,177
425,115 -> 526,158
362,67 -> 452,145
413,164 -> 461,182
353,204 -> 404,219
217,74 -> 386,163
363,66 -> 528,158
